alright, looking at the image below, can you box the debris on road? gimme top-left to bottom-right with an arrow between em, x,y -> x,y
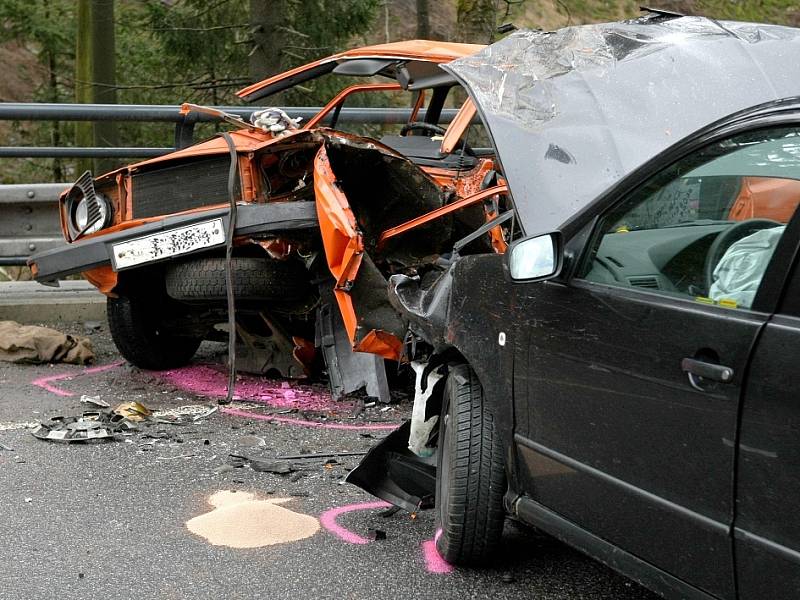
31,412 -> 138,443
31,401 -> 220,444
0,321 -> 94,365
112,401 -> 151,422
152,404 -> 218,424
80,395 -> 110,408
0,440 -> 13,451
228,453 -> 295,474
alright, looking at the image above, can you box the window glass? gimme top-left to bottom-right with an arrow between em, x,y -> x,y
580,127 -> 800,310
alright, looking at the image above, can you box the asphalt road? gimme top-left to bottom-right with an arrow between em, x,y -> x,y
0,322 -> 659,600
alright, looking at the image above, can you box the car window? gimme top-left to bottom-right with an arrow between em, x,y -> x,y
315,87 -> 419,139
580,127 -> 800,310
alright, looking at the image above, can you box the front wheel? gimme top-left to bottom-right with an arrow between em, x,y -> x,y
107,294 -> 202,370
435,364 -> 506,565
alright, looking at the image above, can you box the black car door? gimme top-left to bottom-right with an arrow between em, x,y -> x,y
510,125 -> 800,599
735,233 -> 800,599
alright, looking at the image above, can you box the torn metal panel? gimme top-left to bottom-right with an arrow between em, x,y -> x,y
388,265 -> 454,350
316,289 -> 390,403
444,16 -> 800,235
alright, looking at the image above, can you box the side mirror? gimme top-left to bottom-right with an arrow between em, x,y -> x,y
507,232 -> 562,282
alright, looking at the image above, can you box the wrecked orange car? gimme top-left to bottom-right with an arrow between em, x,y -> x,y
29,40 -> 514,402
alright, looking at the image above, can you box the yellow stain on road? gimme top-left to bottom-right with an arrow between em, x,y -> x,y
186,490 -> 320,549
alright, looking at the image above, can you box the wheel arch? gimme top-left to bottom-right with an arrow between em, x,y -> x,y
431,339 -> 518,494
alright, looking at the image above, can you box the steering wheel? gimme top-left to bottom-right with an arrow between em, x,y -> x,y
400,121 -> 446,137
704,218 -> 781,294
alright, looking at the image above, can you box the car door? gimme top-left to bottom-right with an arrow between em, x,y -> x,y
734,233 -> 800,599
510,125 -> 800,599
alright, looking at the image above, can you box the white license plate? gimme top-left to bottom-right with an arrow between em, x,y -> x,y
112,218 -> 225,270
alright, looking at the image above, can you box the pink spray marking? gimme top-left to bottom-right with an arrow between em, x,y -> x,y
221,407 -> 398,431
160,364 -> 354,412
421,538 -> 454,574
31,361 -> 125,397
319,501 -> 391,544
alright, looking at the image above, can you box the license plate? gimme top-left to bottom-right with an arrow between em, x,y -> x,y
112,218 -> 225,270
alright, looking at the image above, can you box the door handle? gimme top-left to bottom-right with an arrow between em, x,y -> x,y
681,357 -> 734,390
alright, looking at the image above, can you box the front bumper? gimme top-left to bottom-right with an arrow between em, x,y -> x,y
29,202 -> 319,282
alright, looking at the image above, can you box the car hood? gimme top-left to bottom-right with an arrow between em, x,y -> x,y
443,16 -> 800,235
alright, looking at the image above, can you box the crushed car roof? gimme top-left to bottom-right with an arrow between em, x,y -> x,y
444,16 -> 800,235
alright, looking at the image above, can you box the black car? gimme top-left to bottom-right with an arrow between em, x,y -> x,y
348,15 -> 800,600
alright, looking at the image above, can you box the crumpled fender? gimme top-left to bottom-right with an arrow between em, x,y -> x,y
312,142 -> 403,360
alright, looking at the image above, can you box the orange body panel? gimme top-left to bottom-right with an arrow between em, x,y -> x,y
728,176 -> 800,223
303,83 -> 403,130
237,40 -> 484,100
313,144 -> 365,345
440,99 -> 477,155
354,330 -> 404,360
83,265 -> 118,295
377,184 -> 508,250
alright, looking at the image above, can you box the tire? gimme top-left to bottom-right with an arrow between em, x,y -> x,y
165,256 -> 310,303
107,295 -> 201,370
435,364 -> 507,565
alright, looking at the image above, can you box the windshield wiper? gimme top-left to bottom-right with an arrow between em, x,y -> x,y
660,219 -> 734,229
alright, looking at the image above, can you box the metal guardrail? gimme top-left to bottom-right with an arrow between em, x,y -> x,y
0,184 -> 67,265
0,103 -> 459,157
0,102 -> 461,263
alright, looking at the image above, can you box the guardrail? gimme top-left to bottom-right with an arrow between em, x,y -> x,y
0,184 -> 67,265
0,103 -> 459,157
0,102 -> 461,264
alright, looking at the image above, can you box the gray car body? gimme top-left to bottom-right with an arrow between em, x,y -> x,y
444,15 -> 800,236
350,14 -> 800,600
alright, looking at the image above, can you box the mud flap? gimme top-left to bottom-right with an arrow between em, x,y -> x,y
316,289 -> 390,403
345,420 -> 436,513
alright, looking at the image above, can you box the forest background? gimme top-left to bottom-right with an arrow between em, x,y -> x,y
1,0 -> 799,185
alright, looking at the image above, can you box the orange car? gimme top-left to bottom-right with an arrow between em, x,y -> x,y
30,40 -> 514,401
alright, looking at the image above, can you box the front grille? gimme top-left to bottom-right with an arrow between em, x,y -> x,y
131,155 -> 240,219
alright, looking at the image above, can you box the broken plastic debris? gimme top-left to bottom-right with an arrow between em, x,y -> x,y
408,362 -> 444,457
80,395 -> 110,408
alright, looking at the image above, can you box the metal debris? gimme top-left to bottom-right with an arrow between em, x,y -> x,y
80,395 -> 110,408
228,453 -> 295,474
31,412 -> 138,443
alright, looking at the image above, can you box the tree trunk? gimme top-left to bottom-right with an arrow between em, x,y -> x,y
90,0 -> 118,174
456,0 -> 499,44
75,0 -> 118,175
416,0 -> 430,39
249,0 -> 286,83
75,0 -> 93,175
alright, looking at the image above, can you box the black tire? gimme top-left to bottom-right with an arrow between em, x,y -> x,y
435,364 -> 506,565
165,256 -> 310,303
107,295 -> 202,370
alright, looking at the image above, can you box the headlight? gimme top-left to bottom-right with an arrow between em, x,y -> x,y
73,193 -> 111,235
64,171 -> 113,240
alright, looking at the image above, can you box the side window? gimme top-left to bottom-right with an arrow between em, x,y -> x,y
580,127 -> 800,310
